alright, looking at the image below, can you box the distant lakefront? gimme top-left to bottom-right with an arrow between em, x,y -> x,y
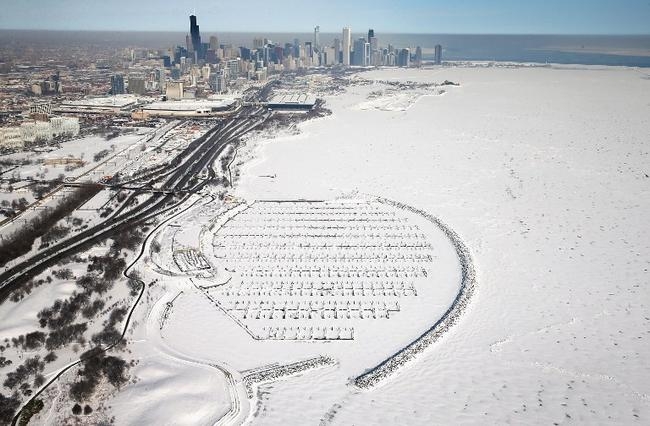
1,30 -> 649,67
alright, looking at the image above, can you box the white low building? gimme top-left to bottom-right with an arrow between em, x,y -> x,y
0,117 -> 80,148
0,127 -> 24,150
50,117 -> 80,137
141,99 -> 238,117
56,94 -> 139,114
21,121 -> 53,143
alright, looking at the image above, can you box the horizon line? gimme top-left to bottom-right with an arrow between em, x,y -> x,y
0,28 -> 649,37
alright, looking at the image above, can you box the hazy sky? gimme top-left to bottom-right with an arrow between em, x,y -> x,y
1,0 -> 649,34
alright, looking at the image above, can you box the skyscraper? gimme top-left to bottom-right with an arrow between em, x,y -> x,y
434,44 -> 443,65
127,75 -> 146,95
211,70 -> 227,94
369,36 -> 378,53
273,46 -> 284,64
158,68 -> 166,92
342,27 -> 351,66
353,38 -> 370,66
314,26 -> 320,51
415,46 -> 423,66
110,74 -> 125,95
398,48 -> 411,67
293,38 -> 300,58
368,30 -> 378,65
166,81 -> 184,100
209,36 -> 219,50
334,38 -> 342,64
189,15 -> 202,59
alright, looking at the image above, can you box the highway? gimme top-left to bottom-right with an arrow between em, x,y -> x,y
0,104 -> 270,301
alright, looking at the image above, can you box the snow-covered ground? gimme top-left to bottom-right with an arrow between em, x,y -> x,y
231,65 -> 650,424
1,132 -> 148,182
107,64 -> 650,425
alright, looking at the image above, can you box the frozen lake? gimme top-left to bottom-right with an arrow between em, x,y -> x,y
231,64 -> 650,424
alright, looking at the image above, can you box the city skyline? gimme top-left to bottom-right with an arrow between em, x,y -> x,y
1,0 -> 649,34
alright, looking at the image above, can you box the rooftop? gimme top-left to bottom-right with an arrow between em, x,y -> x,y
61,95 -> 139,109
268,94 -> 316,106
143,99 -> 236,111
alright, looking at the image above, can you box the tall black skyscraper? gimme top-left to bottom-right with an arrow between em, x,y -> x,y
368,29 -> 374,42
189,15 -> 202,58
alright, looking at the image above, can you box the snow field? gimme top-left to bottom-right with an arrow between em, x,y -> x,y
232,65 -> 650,424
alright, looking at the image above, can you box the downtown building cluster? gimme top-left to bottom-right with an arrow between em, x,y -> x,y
344,28 -> 442,67
110,16 -> 444,101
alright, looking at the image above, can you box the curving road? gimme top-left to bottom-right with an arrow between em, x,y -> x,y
146,288 -> 251,426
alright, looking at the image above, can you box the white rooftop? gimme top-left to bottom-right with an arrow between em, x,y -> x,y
62,95 -> 139,108
268,94 -> 316,105
144,99 -> 236,111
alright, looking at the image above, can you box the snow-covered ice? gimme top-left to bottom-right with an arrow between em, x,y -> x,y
231,65 -> 650,424
114,64 -> 649,425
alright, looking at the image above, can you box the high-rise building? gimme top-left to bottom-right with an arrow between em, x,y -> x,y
210,70 -> 227,94
201,65 -> 211,80
263,45 -> 271,65
110,74 -> 125,95
342,27 -> 352,66
225,59 -> 240,79
274,46 -> 284,64
314,26 -> 320,51
293,38 -> 300,58
368,29 -> 374,42
283,43 -> 293,58
127,75 -> 146,95
158,68 -> 166,92
209,36 -> 219,50
324,47 -> 336,66
370,37 -> 378,53
369,37 -> 379,65
398,48 -> 411,67
240,47 -> 252,61
166,81 -> 184,100
386,49 -> 396,66
189,15 -> 202,58
206,49 -> 218,64
174,46 -> 188,64
222,44 -> 234,58
434,44 -> 443,65
363,40 -> 371,66
334,38 -> 342,64
353,38 -> 370,66
415,46 -> 423,66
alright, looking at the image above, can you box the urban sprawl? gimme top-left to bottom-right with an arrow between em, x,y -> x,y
0,15 -> 443,151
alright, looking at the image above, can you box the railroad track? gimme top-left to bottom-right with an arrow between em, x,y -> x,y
0,107 -> 269,300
